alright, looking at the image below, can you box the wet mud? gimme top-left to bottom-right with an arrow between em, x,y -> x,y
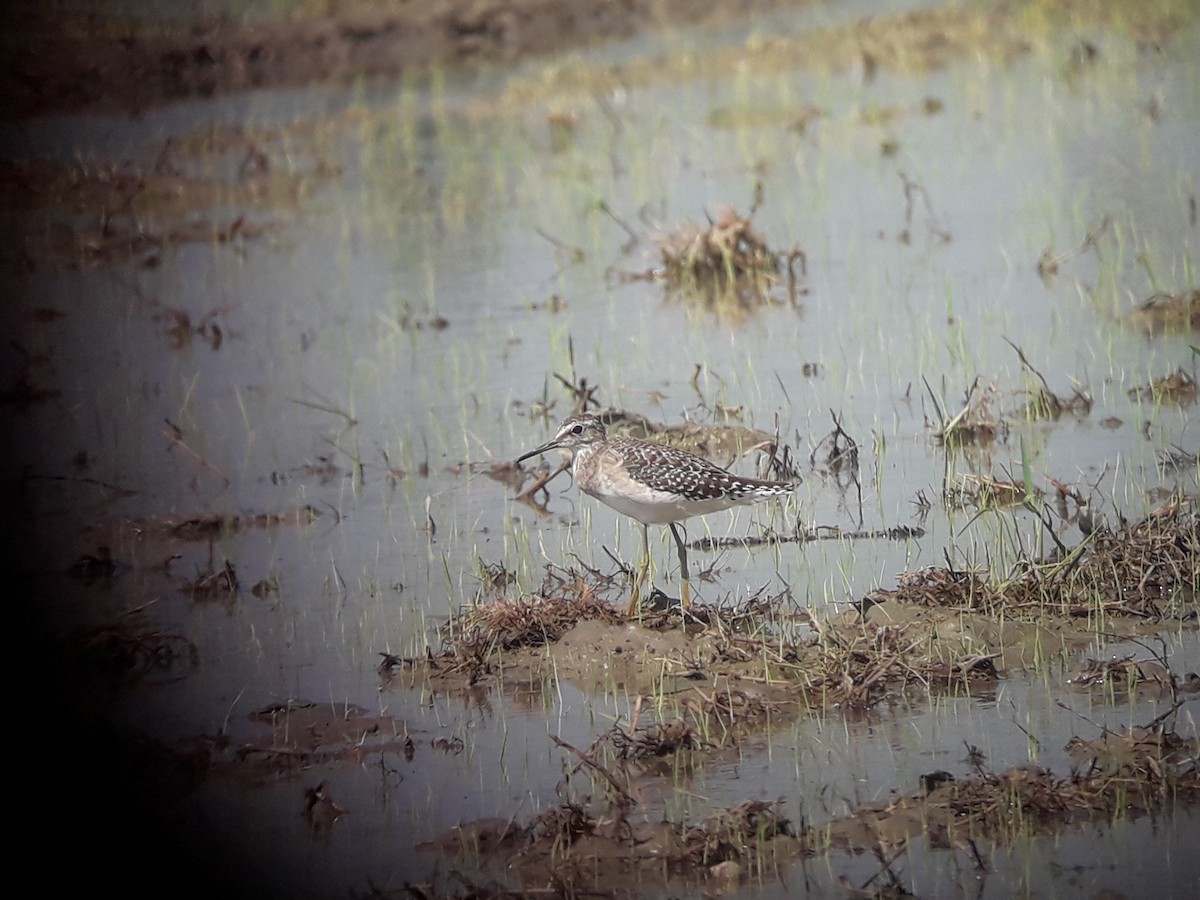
3,0 -> 813,118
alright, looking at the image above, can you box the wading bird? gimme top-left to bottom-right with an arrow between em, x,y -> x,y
516,413 -> 792,613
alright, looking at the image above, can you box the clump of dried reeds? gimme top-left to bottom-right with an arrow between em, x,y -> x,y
652,206 -> 805,315
450,575 -> 621,655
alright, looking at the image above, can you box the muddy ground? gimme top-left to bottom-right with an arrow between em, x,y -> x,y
3,0 -> 811,118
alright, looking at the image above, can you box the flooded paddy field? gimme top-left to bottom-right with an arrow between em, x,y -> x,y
3,0 -> 1197,897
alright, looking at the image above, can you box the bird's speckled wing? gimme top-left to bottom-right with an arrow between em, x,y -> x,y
612,438 -> 789,502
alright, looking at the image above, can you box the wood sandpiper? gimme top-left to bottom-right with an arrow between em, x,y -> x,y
516,412 -> 793,614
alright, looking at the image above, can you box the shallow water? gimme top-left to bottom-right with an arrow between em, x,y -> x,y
6,1 -> 1198,896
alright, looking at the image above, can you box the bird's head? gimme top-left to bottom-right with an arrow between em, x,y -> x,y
516,413 -> 607,464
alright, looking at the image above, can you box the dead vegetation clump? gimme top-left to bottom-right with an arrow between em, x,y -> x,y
370,508 -> 1194,896
863,567 -> 1004,619
1066,655 -> 1177,692
1066,724 -> 1199,779
2,119 -> 340,270
801,617 -> 999,710
1128,367 -> 1197,405
73,622 -> 199,683
807,718 -> 1199,863
1017,383 -> 1092,420
422,794 -> 799,895
925,377 -> 1006,446
926,340 -> 1096,448
865,503 -> 1197,621
449,576 -> 621,654
4,158 -> 282,270
685,681 -> 777,727
1003,338 -> 1093,421
233,701 -> 413,768
419,715 -> 1198,896
650,206 -> 805,317
870,565 -> 992,609
950,473 -> 1035,510
1120,288 -> 1199,335
919,748 -> 1196,844
680,799 -> 795,868
181,559 -> 239,599
607,717 -> 713,761
394,572 -> 626,686
1001,503 -> 1198,619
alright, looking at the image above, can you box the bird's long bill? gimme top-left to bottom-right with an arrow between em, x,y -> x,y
515,439 -> 561,465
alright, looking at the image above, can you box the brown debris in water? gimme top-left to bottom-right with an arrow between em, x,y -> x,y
1066,724 -> 1199,776
153,303 -> 233,351
1120,288 -> 1199,335
819,730 -> 1199,857
3,162 -> 280,269
420,714 -> 1198,895
72,622 -> 199,683
378,494 -> 1196,891
67,545 -> 119,582
181,559 -> 239,599
1036,216 -> 1111,281
867,502 -> 1197,620
1065,655 -> 1179,691
1128,367 -> 1197,405
925,377 -> 1006,446
1003,502 -> 1198,619
167,505 -> 322,540
417,793 -> 799,895
868,565 -> 992,610
450,575 -> 622,654
952,473 -> 1035,510
416,572 -> 625,686
649,205 -> 806,318
1005,338 -> 1093,421
220,701 -> 417,776
655,206 -> 794,283
801,615 -> 1000,711
606,717 -> 713,761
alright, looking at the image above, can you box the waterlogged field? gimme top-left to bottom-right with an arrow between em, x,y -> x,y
4,1 -> 1198,897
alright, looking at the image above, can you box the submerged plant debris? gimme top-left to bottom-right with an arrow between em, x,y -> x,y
411,715 -> 1197,897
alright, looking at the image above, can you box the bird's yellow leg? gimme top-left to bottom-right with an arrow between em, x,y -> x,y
669,523 -> 690,610
625,523 -> 651,616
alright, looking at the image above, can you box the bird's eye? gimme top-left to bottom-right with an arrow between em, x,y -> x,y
571,424 -> 584,435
